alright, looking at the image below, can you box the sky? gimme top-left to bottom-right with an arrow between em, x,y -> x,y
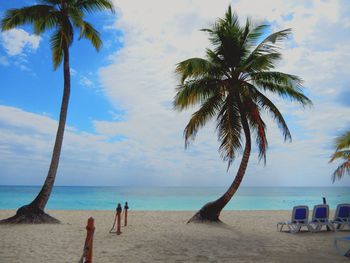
0,0 -> 349,187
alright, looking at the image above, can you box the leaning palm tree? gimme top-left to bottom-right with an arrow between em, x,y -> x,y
174,6 -> 312,222
0,0 -> 114,224
330,131 -> 350,182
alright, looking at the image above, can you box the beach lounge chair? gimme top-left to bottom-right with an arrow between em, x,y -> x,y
309,204 -> 335,232
334,236 -> 350,258
331,203 -> 350,230
277,205 -> 311,233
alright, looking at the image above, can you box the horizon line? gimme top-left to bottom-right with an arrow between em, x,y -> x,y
0,184 -> 347,188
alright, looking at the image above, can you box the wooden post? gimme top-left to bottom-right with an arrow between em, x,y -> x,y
116,203 -> 122,235
124,202 -> 129,226
322,197 -> 331,231
84,217 -> 95,263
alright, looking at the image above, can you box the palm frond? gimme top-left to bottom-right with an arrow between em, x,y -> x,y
39,0 -> 60,5
215,27 -> 243,67
217,93 -> 242,169
334,131 -> 350,151
1,5 -> 55,31
248,71 -> 302,84
33,11 -> 59,34
250,28 -> 291,54
244,24 -> 270,48
66,6 -> 84,28
79,21 -> 102,50
76,0 -> 115,13
330,131 -> 350,181
184,93 -> 223,148
332,161 -> 350,182
238,18 -> 255,59
243,28 -> 291,70
202,6 -> 247,68
243,96 -> 267,162
176,58 -> 215,83
249,71 -> 312,106
246,83 -> 292,141
330,150 -> 350,162
205,49 -> 231,76
61,15 -> 74,47
242,52 -> 282,72
174,78 -> 223,110
202,9 -> 239,47
50,29 -> 64,69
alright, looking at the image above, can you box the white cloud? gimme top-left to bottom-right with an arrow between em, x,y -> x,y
0,105 -> 226,186
79,75 -> 94,88
108,110 -> 125,121
70,68 -> 77,76
0,105 -> 148,185
1,103 -> 348,187
0,28 -> 40,56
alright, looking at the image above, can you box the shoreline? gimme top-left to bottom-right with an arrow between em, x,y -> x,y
0,209 -> 296,211
1,186 -> 348,211
0,210 -> 348,262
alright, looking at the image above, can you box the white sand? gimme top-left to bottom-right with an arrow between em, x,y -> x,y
0,210 -> 348,263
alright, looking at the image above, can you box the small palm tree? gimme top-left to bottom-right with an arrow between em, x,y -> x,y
330,131 -> 350,181
174,6 -> 312,222
0,0 -> 114,223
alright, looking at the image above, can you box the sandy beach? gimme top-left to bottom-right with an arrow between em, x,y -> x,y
0,210 -> 348,263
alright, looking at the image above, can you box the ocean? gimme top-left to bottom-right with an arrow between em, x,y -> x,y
0,186 -> 349,211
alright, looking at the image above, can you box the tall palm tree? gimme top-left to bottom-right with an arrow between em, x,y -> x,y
330,131 -> 350,181
174,6 -> 312,222
0,0 -> 114,223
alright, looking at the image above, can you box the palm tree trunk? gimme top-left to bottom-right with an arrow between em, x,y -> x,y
188,100 -> 251,223
30,45 -> 71,209
0,46 -> 70,224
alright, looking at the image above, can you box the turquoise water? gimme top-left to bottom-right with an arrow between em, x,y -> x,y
0,186 -> 349,210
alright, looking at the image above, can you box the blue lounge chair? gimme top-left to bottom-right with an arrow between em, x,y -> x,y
331,203 -> 350,230
277,205 -> 311,233
334,236 -> 350,257
309,204 -> 335,232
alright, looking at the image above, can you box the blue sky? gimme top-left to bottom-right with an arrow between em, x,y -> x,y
0,0 -> 124,132
0,0 -> 350,187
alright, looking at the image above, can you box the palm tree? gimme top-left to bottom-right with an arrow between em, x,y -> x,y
174,6 -> 312,222
330,131 -> 350,181
0,0 -> 114,224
